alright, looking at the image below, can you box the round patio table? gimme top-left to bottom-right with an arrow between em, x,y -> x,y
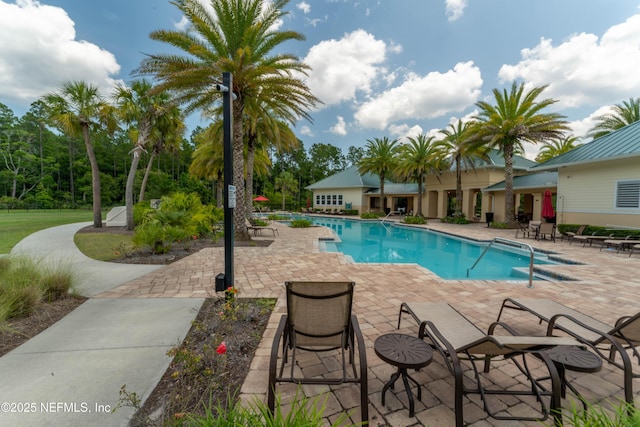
374,333 -> 433,417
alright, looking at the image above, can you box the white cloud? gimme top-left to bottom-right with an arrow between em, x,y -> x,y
445,0 -> 467,22
303,29 -> 390,105
498,13 -> 640,110
330,116 -> 347,135
354,61 -> 483,130
568,105 -> 611,139
299,125 -> 314,136
296,2 -> 311,14
0,0 -> 121,110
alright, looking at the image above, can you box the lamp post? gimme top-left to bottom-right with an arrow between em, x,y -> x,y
214,72 -> 235,297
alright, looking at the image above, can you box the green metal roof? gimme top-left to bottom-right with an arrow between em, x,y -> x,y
305,165 -> 382,190
364,183 -> 419,195
531,120 -> 640,171
483,172 -> 557,192
449,148 -> 537,171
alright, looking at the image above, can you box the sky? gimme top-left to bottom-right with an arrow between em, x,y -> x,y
2,0 -> 640,160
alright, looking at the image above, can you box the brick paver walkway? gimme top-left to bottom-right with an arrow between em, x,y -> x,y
97,218 -> 640,426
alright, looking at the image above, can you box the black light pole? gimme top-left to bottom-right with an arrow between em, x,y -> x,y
222,72 -> 234,291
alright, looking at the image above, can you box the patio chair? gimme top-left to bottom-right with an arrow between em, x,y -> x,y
516,220 -> 540,239
398,302 -> 579,427
496,298 -> 640,405
630,244 -> 640,257
536,222 -> 556,242
267,281 -> 368,424
571,232 -> 614,247
601,236 -> 640,253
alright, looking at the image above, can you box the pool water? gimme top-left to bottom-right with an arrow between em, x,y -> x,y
287,216 -> 557,281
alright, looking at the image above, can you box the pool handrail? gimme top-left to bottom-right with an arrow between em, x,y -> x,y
467,238 -> 535,288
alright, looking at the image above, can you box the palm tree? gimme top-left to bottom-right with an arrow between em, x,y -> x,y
44,81 -> 116,228
274,171 -> 297,211
114,79 -> 181,230
535,135 -> 581,163
190,125 -> 225,207
394,134 -> 443,217
474,82 -> 568,225
137,0 -> 318,239
138,102 -> 184,203
438,120 -> 489,217
358,137 -> 399,213
589,97 -> 640,139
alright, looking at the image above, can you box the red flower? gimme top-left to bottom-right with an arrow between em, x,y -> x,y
216,342 -> 227,355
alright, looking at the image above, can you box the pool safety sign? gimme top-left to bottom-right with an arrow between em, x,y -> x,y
227,185 -> 236,209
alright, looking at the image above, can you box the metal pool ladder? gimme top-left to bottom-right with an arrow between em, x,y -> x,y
467,238 -> 535,288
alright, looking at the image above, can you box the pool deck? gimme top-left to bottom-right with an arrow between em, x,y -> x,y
98,217 -> 640,426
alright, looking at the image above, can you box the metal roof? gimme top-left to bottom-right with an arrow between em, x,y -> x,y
305,165 -> 382,190
448,148 -> 537,171
364,183 -> 419,195
482,172 -> 558,192
530,120 -> 640,171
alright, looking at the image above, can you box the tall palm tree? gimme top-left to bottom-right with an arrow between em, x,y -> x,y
138,102 -> 185,203
394,134 -> 443,217
535,135 -> 581,163
275,170 -> 297,211
438,120 -> 489,217
137,0 -> 318,239
358,137 -> 399,213
190,125 -> 225,207
474,82 -> 568,225
114,79 -> 181,230
43,81 -> 116,228
589,97 -> 640,139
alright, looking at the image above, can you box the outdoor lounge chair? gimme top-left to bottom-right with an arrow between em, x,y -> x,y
630,244 -> 640,257
267,281 -> 368,424
561,224 -> 587,242
496,298 -> 640,405
398,302 -> 579,426
246,217 -> 278,237
536,222 -> 556,242
601,236 -> 640,253
571,232 -> 613,247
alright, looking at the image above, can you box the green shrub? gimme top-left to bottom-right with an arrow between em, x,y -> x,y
290,219 -> 312,228
403,216 -> 426,225
133,192 -> 219,253
489,221 -> 510,229
360,212 -> 383,219
343,209 -> 358,215
40,271 -> 74,302
267,214 -> 289,221
0,284 -> 42,319
440,214 -> 469,224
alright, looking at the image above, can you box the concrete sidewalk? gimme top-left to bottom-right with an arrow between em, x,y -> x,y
1,223 -> 204,426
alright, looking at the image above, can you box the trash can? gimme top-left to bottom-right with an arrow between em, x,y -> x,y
215,273 -> 226,292
485,212 -> 494,227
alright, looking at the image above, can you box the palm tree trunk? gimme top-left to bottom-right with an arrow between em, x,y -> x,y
455,155 -> 463,216
82,124 -> 102,228
503,143 -> 516,226
125,149 -> 141,230
416,178 -> 423,217
245,137 -> 256,218
232,102 -> 249,240
138,151 -> 156,202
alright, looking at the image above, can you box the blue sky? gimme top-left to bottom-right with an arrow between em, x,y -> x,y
1,0 -> 640,159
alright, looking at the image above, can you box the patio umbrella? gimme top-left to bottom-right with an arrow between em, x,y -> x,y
541,189 -> 555,219
253,195 -> 269,202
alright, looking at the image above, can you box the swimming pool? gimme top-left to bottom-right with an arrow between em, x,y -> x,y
284,216 -> 557,281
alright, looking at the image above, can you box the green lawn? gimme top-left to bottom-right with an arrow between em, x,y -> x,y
0,210 -> 95,254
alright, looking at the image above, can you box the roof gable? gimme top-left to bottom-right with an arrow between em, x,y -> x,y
531,120 -> 640,171
306,165 -> 380,190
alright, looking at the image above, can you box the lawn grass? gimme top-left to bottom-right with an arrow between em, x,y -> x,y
74,233 -> 134,261
0,210 -> 94,254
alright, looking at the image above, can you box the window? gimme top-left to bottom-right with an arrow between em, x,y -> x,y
332,195 -> 337,205
616,180 -> 640,208
338,195 -> 343,205
315,195 -> 320,205
321,195 -> 326,205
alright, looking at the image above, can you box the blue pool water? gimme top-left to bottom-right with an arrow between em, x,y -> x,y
281,216 -> 556,281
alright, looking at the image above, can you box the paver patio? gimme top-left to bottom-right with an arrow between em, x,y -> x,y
97,218 -> 640,426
